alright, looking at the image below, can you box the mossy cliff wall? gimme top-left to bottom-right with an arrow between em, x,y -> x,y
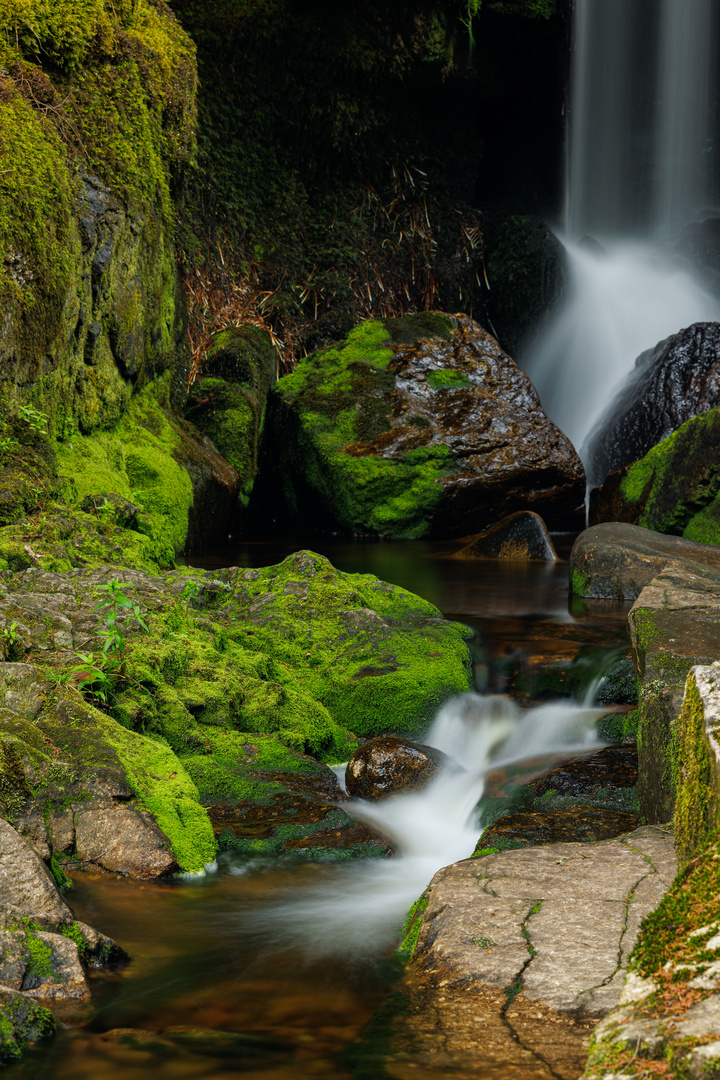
0,0 -> 197,435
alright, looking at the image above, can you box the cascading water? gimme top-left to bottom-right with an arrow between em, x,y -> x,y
525,0 -> 720,458
238,691 -> 606,959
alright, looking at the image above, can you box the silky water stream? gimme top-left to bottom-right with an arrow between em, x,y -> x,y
6,542 -> 633,1080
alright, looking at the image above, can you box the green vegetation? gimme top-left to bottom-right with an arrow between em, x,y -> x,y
0,989 -> 56,1063
397,894 -> 430,962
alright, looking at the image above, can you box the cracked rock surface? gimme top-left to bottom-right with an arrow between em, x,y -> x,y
391,826 -> 675,1080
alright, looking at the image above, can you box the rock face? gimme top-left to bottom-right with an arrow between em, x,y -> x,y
569,523 -> 720,827
345,736 -> 450,800
584,322 -> 720,486
395,827 -> 676,1079
265,314 -> 585,540
590,407 -> 720,546
453,510 -> 558,561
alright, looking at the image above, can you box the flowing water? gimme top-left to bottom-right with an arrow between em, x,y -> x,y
524,0 -> 720,458
7,543 -> 632,1080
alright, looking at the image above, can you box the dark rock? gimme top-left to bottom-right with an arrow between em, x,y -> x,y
173,420 -> 241,554
569,522 -> 720,601
475,807 -> 639,851
80,493 -> 141,528
345,736 -> 451,801
266,313 -> 585,539
584,322 -> 720,486
453,511 -> 557,561
529,745 -> 638,799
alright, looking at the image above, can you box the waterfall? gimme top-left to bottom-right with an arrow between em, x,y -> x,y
234,692 -> 605,959
525,0 -> 720,458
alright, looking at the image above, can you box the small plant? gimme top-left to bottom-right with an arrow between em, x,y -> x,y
181,579 -> 200,607
0,621 -> 23,660
17,404 -> 49,436
0,434 -> 18,460
93,580 -> 149,674
68,651 -> 111,705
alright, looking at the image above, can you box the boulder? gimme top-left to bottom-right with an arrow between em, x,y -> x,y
264,313 -> 585,540
452,511 -> 557,561
569,522 -> 720,601
345,736 -> 451,800
0,819 -> 73,925
584,322 -> 720,486
395,828 -> 676,1078
0,986 -> 56,1063
590,407 -> 720,545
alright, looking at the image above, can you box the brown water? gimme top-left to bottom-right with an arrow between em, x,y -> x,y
7,543 -> 632,1080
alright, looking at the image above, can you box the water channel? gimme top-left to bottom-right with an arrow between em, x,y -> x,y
6,539 -> 632,1080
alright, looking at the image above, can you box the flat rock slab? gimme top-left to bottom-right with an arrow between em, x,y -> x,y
394,826 -> 676,1079
570,522 -> 720,601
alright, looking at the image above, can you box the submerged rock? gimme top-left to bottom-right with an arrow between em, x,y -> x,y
264,313 -> 585,539
345,736 -> 451,801
453,510 -> 557,561
584,322 -> 720,486
475,807 -> 639,850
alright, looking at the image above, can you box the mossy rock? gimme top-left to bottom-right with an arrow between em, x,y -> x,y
0,986 -> 56,1063
263,313 -> 584,539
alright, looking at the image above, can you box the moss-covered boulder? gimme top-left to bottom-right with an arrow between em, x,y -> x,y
185,325 -> 277,516
590,408 -> 720,545
0,375 -> 239,574
0,553 -> 471,870
263,313 -> 584,539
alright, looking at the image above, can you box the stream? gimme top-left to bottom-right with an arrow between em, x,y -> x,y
6,541 -> 632,1080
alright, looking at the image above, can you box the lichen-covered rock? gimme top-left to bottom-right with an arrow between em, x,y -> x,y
264,314 -> 585,539
345,736 -> 451,800
590,407 -> 720,546
585,323 -> 720,487
453,510 -> 558,561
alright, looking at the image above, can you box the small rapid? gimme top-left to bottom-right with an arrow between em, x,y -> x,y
232,691 -> 607,960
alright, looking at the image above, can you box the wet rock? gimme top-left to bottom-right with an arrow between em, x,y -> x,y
452,511 -> 558,561
345,736 -> 451,800
266,313 -> 585,539
21,931 -> 90,1001
584,322 -> 720,486
171,421 -> 241,555
394,827 -> 676,1078
529,745 -> 638,798
475,807 -> 639,851
569,521 -> 720,601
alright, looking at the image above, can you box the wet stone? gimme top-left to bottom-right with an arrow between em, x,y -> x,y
345,736 -> 452,801
529,744 -> 638,798
453,511 -> 558,562
475,807 -> 639,851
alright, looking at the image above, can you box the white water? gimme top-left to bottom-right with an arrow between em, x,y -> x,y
525,0 -> 720,457
527,241 -> 720,453
237,691 -> 605,959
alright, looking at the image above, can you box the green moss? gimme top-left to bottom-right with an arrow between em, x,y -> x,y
99,716 -> 217,872
23,923 -> 56,982
55,377 -> 194,568
0,987 -> 56,1063
674,675 -> 713,865
571,568 -> 590,598
425,369 -> 471,390
397,893 -> 429,962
